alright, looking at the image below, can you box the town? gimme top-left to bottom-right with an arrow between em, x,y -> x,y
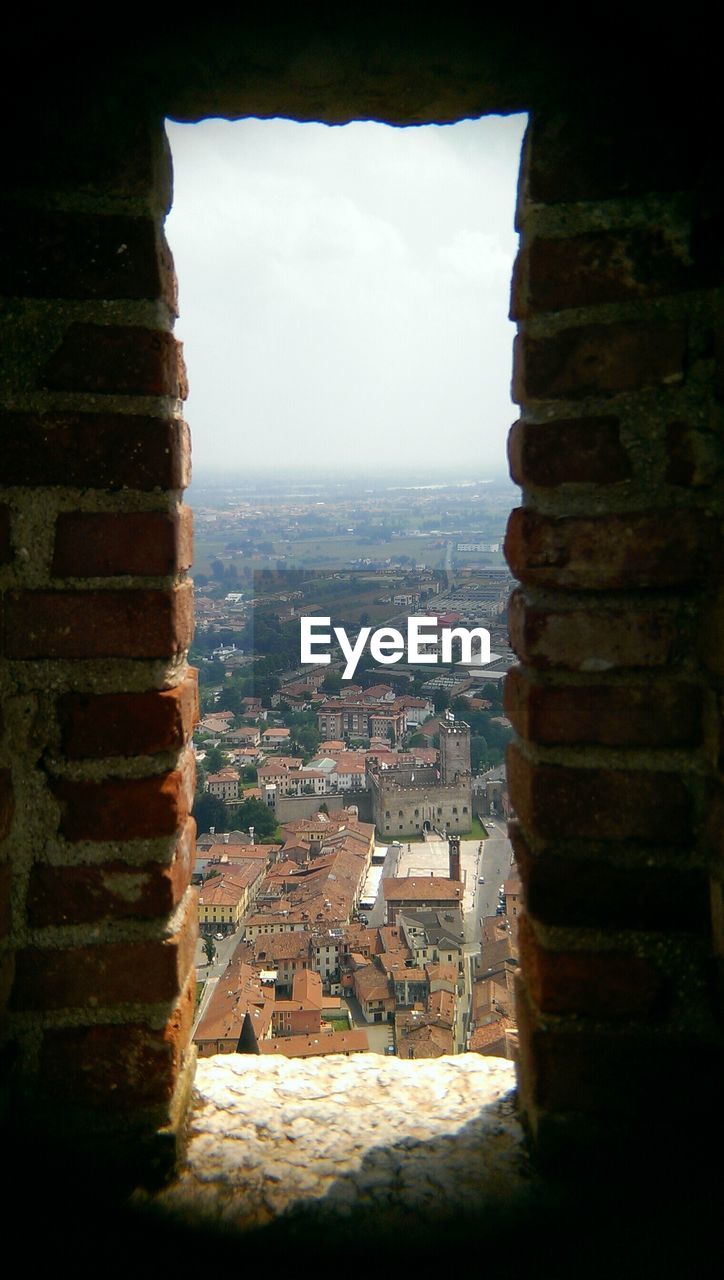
190,471 -> 520,1063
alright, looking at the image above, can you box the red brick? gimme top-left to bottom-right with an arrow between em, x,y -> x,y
0,411 -> 189,490
58,671 -> 198,758
515,975 -> 722,1118
52,508 -> 193,578
512,322 -> 686,403
504,666 -> 702,748
666,421 -> 722,487
27,823 -> 195,925
0,863 -> 11,937
0,770 -> 13,841
715,327 -> 724,399
50,754 -> 195,842
703,784 -> 724,860
522,113 -> 698,206
0,952 -> 14,1013
0,505 -> 11,564
518,912 -> 666,1019
8,112 -> 169,203
43,324 -> 187,398
508,589 -> 680,671
510,821 -> 710,933
511,229 -> 701,320
11,898 -> 197,1010
507,744 -> 692,843
699,587 -> 724,677
0,209 -> 175,307
4,583 -> 193,659
507,417 -> 631,486
39,978 -> 195,1110
505,508 -> 714,589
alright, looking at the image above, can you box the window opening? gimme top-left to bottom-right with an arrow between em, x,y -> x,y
166,114 -> 526,1062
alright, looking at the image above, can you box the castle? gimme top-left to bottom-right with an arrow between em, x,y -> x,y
367,718 -> 472,838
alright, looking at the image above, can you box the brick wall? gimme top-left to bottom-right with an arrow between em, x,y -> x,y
1,21 -> 721,1186
506,111 -> 724,1162
0,112 -> 199,1183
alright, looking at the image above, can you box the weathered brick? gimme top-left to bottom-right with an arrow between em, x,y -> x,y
511,821 -> 710,933
518,912 -> 667,1018
0,506 -> 11,564
4,583 -> 193,659
703,784 -> 724,860
512,322 -> 686,403
39,974 -> 195,1110
0,863 -> 11,937
0,209 -> 176,308
714,326 -> 724,399
515,975 -> 722,1118
521,113 -> 698,206
0,951 -> 14,1014
511,228 -> 705,320
52,508 -> 193,578
505,508 -> 714,589
508,417 -> 631,486
666,421 -> 722,487
0,412 -> 190,490
0,770 -> 13,842
43,324 -> 187,398
699,588 -> 724,678
27,822 -> 195,925
507,745 -> 692,843
504,666 -> 702,747
11,896 -> 197,1010
508,590 -> 680,671
58,671 -> 198,759
50,754 -> 195,842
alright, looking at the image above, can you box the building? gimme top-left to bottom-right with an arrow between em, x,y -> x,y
206,767 -> 240,801
368,718 -> 472,837
197,862 -> 265,934
382,877 -> 464,926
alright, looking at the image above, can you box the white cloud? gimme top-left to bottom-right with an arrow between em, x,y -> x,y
165,114 -> 527,474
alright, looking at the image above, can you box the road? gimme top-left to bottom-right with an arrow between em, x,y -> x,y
474,817 -> 515,924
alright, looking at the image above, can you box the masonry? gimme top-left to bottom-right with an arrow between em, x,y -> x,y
368,720 -> 473,836
1,14 -> 722,1222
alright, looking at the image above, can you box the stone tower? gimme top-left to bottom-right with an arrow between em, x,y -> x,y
439,718 -> 471,783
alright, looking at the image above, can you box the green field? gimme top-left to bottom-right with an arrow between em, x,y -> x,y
322,1015 -> 352,1033
469,816 -> 489,839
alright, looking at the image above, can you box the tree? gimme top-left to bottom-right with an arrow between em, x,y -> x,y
294,725 -> 321,757
202,937 -> 217,966
237,796 -> 277,838
321,672 -> 343,694
471,735 -> 489,772
193,793 -> 229,835
203,746 -> 226,774
318,801 -> 329,815
432,688 -> 450,714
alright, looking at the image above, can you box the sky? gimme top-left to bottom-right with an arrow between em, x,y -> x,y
165,113 -> 528,478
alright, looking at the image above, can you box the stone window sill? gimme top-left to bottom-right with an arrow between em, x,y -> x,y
150,1052 -> 532,1231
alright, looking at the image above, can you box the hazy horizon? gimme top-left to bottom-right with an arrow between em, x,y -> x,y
166,115 -> 527,477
